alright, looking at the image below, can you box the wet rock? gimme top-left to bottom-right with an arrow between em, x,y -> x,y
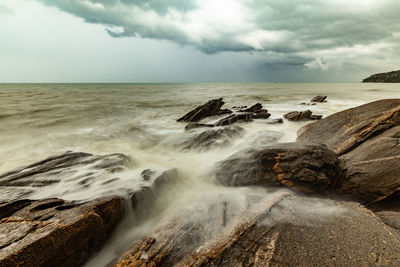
267,118 -> 284,124
184,123 -> 215,131
215,113 -> 253,126
253,109 -> 271,119
284,110 -> 323,121
181,126 -> 244,151
114,193 -> 400,267
213,143 -> 342,193
0,196 -> 124,267
0,151 -> 132,190
311,95 -> 327,102
310,114 -> 323,120
177,98 -> 231,122
0,151 -> 132,201
284,110 -> 312,121
240,103 -> 263,113
131,169 -> 178,216
297,99 -> 400,203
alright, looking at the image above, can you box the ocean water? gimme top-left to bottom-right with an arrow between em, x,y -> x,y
1,83 -> 400,265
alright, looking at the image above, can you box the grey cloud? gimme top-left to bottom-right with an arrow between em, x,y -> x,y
35,0 -> 400,71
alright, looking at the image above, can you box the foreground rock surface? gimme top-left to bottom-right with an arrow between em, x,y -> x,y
213,143 -> 342,193
114,193 -> 400,266
0,197 -> 124,267
298,99 -> 400,203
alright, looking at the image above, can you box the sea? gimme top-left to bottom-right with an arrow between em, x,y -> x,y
1,83 -> 399,266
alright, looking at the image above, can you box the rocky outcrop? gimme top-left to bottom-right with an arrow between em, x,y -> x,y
181,126 -> 245,151
284,110 -> 322,121
0,197 -> 124,267
362,70 -> 400,83
177,98 -> 231,122
297,99 -> 400,203
213,143 -> 342,193
114,193 -> 400,267
0,151 -> 132,200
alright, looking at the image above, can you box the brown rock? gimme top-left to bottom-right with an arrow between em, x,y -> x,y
213,143 -> 342,193
253,109 -> 271,119
311,95 -> 327,102
114,193 -> 400,267
181,126 -> 244,151
177,98 -> 230,122
297,99 -> 400,203
240,103 -> 263,113
0,151 -> 131,189
215,113 -> 253,126
0,197 -> 124,267
284,110 -> 312,121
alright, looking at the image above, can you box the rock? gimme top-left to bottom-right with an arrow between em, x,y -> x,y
240,103 -> 263,113
267,118 -> 284,124
213,143 -> 342,193
310,114 -> 323,120
114,193 -> 400,267
284,110 -> 312,121
215,113 -> 253,126
297,99 -> 400,203
177,98 -> 231,122
131,169 -> 178,216
0,196 -> 124,267
362,70 -> 400,83
181,126 -> 244,151
253,109 -> 271,119
311,95 -> 327,102
0,151 -> 131,189
184,123 -> 215,131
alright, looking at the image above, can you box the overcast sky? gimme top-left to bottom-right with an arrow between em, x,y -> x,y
1,0 -> 399,82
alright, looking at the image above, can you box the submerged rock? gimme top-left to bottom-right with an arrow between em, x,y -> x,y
213,143 -> 342,193
131,168 -> 178,216
181,126 -> 244,151
297,99 -> 400,203
0,197 -> 124,267
267,118 -> 284,124
184,123 -> 215,131
177,98 -> 231,122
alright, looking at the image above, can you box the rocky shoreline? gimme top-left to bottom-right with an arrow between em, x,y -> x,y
362,70 -> 400,83
1,98 -> 400,266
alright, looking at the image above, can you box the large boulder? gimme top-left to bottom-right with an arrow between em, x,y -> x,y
0,197 -> 124,267
297,99 -> 400,203
114,192 -> 400,266
213,143 -> 342,193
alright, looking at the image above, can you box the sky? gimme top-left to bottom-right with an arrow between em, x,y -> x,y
0,0 -> 400,82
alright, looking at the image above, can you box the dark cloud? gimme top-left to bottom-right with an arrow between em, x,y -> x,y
35,0 -> 400,71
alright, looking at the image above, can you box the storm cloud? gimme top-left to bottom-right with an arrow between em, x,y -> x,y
35,0 -> 400,71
